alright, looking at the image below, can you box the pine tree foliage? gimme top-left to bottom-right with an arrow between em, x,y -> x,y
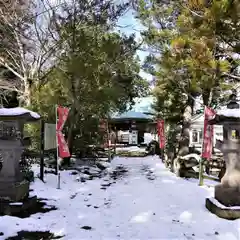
136,0 -> 239,158
137,0 -> 239,121
28,0 -> 149,152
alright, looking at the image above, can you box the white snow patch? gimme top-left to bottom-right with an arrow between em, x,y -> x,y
1,156 -> 240,240
116,146 -> 146,152
77,214 -> 85,220
216,232 -> 240,240
209,197 -> 240,210
162,179 -> 175,184
98,161 -> 111,168
0,107 -> 40,119
131,211 -> 152,223
9,202 -> 23,206
144,133 -> 157,144
217,109 -> 240,118
179,211 -> 193,224
180,153 -> 201,162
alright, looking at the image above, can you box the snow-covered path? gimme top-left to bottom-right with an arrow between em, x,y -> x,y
1,156 -> 240,240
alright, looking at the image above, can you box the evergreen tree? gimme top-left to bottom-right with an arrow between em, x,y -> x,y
29,0 -> 148,154
136,0 -> 239,165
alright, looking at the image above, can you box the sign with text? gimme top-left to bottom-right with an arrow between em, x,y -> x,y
56,106 -> 70,158
157,120 -> 165,149
202,106 -> 216,160
44,123 -> 56,150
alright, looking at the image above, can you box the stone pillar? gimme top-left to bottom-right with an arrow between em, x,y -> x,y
206,91 -> 240,218
0,120 -> 29,201
215,124 -> 240,206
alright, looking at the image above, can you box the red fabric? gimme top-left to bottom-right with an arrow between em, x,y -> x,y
57,106 -> 70,158
157,120 -> 165,149
57,107 -> 69,131
202,106 -> 216,160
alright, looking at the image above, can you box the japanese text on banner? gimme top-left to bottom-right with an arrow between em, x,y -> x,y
157,120 -> 165,149
57,106 -> 70,158
202,106 -> 216,160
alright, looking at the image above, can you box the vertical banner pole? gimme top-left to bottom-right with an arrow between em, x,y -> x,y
56,105 -> 60,189
198,158 -> 204,186
55,105 -> 70,189
114,127 -> 117,154
40,119 -> 45,181
161,148 -> 165,163
107,120 -> 111,162
161,120 -> 165,163
199,106 -> 206,186
157,119 -> 165,162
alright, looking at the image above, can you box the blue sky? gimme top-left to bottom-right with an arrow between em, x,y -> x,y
116,9 -> 154,112
117,9 -> 152,82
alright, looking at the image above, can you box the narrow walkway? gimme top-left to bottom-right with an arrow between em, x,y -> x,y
105,156 -> 240,240
1,156 -> 239,240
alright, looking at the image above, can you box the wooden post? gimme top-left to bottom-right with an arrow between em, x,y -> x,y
161,148 -> 165,163
107,121 -> 111,162
199,158 -> 204,186
55,105 -> 60,189
114,127 -> 117,154
40,119 -> 45,181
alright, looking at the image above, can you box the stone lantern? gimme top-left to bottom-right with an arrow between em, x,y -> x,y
0,107 -> 40,201
206,92 -> 240,219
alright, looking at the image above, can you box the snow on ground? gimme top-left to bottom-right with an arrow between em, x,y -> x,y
1,156 -> 240,240
144,133 -> 157,144
116,146 -> 147,152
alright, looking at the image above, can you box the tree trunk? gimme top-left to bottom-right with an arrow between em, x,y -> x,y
202,89 -> 210,106
203,62 -> 221,107
166,123 -> 178,167
67,122 -> 74,155
178,96 -> 194,156
19,79 -> 31,107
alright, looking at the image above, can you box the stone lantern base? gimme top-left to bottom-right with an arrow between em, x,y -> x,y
206,197 -> 240,220
0,180 -> 30,202
215,184 -> 240,207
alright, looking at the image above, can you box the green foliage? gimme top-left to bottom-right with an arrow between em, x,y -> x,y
136,0 -> 239,156
27,1 -> 149,152
138,0 -> 239,124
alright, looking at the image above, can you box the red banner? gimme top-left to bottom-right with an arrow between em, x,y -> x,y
56,106 -> 70,158
157,120 -> 165,149
202,106 -> 216,160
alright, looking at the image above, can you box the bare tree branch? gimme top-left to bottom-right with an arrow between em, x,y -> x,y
222,73 -> 240,81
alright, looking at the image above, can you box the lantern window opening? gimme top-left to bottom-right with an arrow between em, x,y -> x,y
191,129 -> 203,144
231,129 -> 240,140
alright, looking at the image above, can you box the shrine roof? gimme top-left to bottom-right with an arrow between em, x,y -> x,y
111,111 -> 153,122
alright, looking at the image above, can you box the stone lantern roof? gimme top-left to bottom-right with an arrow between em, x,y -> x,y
209,91 -> 240,125
208,109 -> 240,125
0,107 -> 40,122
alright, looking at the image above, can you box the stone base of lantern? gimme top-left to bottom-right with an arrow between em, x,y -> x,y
0,180 -> 30,202
215,184 -> 240,206
206,197 -> 240,220
0,195 -> 37,216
